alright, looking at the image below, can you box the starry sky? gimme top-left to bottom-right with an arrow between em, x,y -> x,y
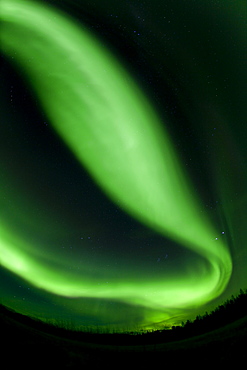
0,0 -> 246,332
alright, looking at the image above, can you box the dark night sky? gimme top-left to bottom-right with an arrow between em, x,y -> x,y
1,0 -> 246,331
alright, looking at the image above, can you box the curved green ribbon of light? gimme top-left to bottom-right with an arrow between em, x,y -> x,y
0,0 -> 232,324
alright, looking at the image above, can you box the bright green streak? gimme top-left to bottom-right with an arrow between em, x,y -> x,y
0,0 -> 232,326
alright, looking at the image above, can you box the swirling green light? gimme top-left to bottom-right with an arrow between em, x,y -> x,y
0,0 -> 232,327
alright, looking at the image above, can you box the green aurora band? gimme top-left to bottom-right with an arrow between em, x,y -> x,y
0,0 -> 233,328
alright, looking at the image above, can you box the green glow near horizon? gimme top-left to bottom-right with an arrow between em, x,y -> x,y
0,0 -> 232,328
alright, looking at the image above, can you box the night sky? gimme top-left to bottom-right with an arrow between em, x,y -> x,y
1,0 -> 246,332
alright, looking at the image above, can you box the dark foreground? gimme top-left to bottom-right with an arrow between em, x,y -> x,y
1,306 -> 246,368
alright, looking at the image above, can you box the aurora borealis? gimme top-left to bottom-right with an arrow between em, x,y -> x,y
1,0 -> 246,332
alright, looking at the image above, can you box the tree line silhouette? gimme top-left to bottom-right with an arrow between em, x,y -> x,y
1,288 -> 246,345
178,288 -> 247,336
128,288 -> 247,343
